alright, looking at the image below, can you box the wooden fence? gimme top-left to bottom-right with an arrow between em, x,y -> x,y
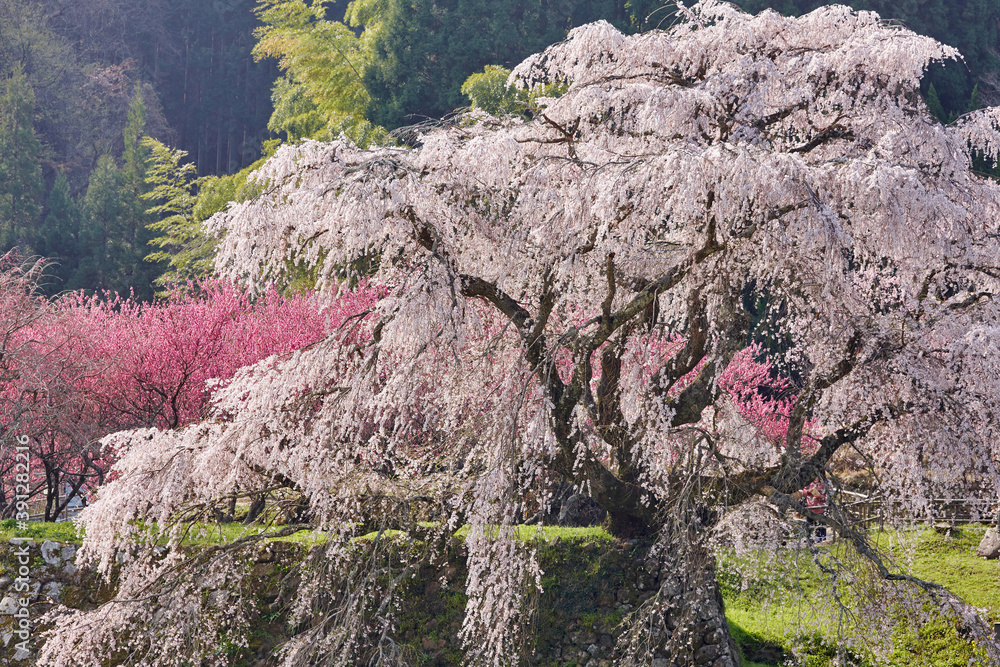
830,491 -> 996,529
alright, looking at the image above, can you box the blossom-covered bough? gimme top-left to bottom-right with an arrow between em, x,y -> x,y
39,2 -> 1000,665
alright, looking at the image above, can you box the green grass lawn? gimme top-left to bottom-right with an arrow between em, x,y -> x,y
900,526 -> 1000,613
723,525 -> 1000,666
0,516 -> 322,546
0,517 -> 81,542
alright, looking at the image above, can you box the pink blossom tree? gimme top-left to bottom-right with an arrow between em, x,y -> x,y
0,278 -> 356,523
39,2 -> 1000,665
32,281 -> 355,521
0,257 -> 98,524
58,281 -> 340,431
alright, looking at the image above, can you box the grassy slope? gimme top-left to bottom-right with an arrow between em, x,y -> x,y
726,525 -> 1000,666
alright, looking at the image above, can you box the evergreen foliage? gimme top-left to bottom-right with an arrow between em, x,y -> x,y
266,75 -> 330,142
256,0 -> 1000,132
3,0 -> 1000,302
353,0 -> 636,128
254,0 -> 389,145
142,138 -> 205,286
40,172 -> 82,291
34,5 -> 1000,664
254,0 -> 646,133
0,0 -> 277,299
0,67 -> 44,254
926,82 -> 947,123
71,92 -> 162,301
143,138 -> 274,290
73,155 -> 127,294
461,65 -> 525,116
38,0 -> 276,177
0,0 -> 95,181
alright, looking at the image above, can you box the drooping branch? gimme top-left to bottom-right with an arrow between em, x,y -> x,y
410,208 -> 729,526
409,214 -> 534,337
784,330 -> 863,466
668,280 -> 750,428
716,410 -> 890,508
649,289 -> 709,398
789,125 -> 853,154
527,270 -> 556,362
762,486 -> 1000,663
577,207 -> 722,361
772,418 -> 876,494
407,216 -> 658,520
458,275 -> 532,332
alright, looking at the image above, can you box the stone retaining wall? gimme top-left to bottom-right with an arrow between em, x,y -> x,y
0,537 -> 740,666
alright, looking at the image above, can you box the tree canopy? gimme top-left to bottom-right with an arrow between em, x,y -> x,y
0,0 -> 279,298
732,0 -> 1000,118
254,0 -> 383,144
33,2 -> 1000,665
254,0 -> 651,138
3,0 -> 998,301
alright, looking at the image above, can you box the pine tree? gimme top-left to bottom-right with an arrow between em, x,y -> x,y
142,137 -> 214,287
0,66 -> 44,254
926,82 -> 947,122
39,171 -> 82,293
122,88 -> 149,204
73,89 -> 162,300
73,154 -> 125,294
119,88 -> 161,300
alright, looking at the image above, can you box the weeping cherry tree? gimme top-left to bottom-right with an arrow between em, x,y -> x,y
39,2 -> 1000,665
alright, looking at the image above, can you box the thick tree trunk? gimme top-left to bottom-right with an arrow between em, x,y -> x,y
666,557 -> 740,666
607,510 -> 653,540
638,537 -> 741,667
